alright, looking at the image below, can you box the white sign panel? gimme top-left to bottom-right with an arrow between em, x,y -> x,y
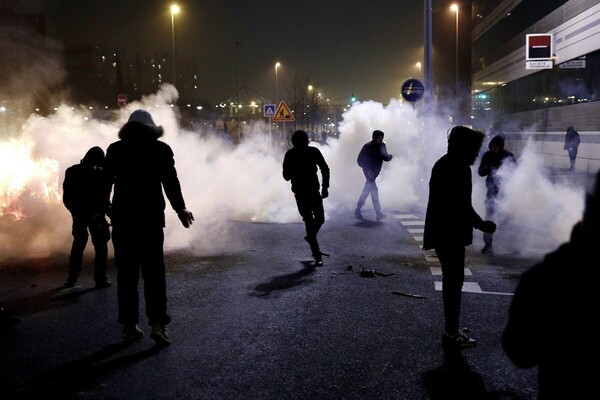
559,60 -> 586,69
526,60 -> 553,70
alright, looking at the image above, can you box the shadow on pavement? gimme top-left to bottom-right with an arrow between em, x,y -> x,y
250,263 -> 316,297
4,341 -> 162,399
3,285 -> 99,317
423,348 -> 526,400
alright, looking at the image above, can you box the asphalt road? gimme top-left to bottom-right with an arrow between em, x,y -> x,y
0,203 -> 552,400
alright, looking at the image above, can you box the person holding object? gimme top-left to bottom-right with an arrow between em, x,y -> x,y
503,169 -> 599,399
563,125 -> 580,171
422,126 -> 496,349
63,146 -> 111,289
354,130 -> 393,221
283,130 -> 330,266
477,133 -> 516,254
104,109 -> 194,346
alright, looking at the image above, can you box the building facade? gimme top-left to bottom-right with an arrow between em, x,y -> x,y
471,0 -> 600,173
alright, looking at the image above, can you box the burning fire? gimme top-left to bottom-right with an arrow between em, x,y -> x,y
0,136 -> 62,220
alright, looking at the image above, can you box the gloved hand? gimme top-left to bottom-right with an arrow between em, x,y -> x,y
479,220 -> 496,234
177,209 -> 194,228
321,187 -> 329,199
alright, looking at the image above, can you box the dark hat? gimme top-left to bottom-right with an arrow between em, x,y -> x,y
81,146 -> 104,166
291,130 -> 309,147
128,109 -> 156,127
372,130 -> 384,139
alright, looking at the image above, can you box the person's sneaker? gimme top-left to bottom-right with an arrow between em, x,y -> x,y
441,330 -> 477,349
94,280 -> 112,289
376,212 -> 386,221
313,254 -> 323,267
354,209 -> 363,219
122,324 -> 144,341
481,244 -> 494,254
151,324 -> 171,347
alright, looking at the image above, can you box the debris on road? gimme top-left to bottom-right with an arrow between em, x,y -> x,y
392,290 -> 426,299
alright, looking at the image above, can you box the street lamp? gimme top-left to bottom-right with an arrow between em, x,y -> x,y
451,3 -> 459,96
170,4 -> 180,87
415,62 -> 422,78
275,62 -> 281,102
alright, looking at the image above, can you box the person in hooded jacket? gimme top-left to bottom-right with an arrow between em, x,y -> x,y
103,109 -> 194,346
477,133 -> 516,254
283,130 -> 330,266
422,126 -> 496,349
354,130 -> 393,221
503,169 -> 599,400
563,126 -> 581,171
63,146 -> 111,289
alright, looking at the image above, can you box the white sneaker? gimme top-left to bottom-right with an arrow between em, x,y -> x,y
151,324 -> 171,347
122,324 -> 144,341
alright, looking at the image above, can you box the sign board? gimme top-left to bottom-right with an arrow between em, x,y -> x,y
526,60 -> 553,70
273,100 -> 295,122
263,104 -> 276,118
559,59 -> 586,69
117,94 -> 127,106
526,34 -> 553,60
400,78 -> 424,103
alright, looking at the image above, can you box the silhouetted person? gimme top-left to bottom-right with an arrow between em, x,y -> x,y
104,109 -> 194,346
423,126 -> 496,349
354,130 -> 393,221
283,130 -> 330,266
563,126 -> 580,171
477,133 -> 516,254
63,146 -> 111,289
503,169 -> 599,400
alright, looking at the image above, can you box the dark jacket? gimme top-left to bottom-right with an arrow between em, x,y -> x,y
103,121 -> 186,228
477,135 -> 516,198
422,152 -> 484,250
282,143 -> 329,195
502,224 -> 596,399
563,126 -> 580,150
63,146 -> 109,217
357,140 -> 392,177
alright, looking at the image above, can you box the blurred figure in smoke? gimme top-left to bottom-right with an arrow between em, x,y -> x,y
477,133 -> 516,254
354,130 -> 393,221
423,126 -> 496,350
283,130 -> 330,266
563,126 -> 581,171
503,169 -> 599,400
104,109 -> 194,347
63,146 -> 111,289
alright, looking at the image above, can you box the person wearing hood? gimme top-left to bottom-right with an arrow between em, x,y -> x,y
422,126 -> 496,350
103,109 -> 194,346
503,169 -> 600,399
283,130 -> 330,266
563,126 -> 581,171
63,146 -> 111,289
354,130 -> 393,221
477,133 -> 516,254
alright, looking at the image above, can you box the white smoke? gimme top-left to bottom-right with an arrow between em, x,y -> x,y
0,85 -> 588,261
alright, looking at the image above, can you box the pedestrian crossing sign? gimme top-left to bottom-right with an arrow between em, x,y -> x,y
273,101 -> 295,122
263,104 -> 276,117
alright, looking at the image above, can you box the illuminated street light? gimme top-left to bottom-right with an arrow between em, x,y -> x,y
451,3 -> 459,95
415,62 -> 422,77
170,4 -> 180,87
275,62 -> 281,102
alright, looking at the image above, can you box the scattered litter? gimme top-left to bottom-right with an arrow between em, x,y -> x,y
392,290 -> 426,299
358,267 -> 394,278
346,265 -> 353,271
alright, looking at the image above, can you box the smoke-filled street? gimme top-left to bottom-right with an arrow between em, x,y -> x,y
5,199 -> 590,399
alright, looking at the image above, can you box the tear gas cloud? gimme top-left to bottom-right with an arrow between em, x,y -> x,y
0,82 -> 587,262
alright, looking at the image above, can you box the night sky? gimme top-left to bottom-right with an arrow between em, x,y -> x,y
8,0 -> 446,105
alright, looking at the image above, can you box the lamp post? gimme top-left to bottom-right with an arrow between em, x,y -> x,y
451,3 -> 459,96
170,4 -> 180,87
415,62 -> 422,78
275,62 -> 280,102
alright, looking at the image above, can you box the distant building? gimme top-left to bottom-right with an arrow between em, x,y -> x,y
471,0 -> 600,172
